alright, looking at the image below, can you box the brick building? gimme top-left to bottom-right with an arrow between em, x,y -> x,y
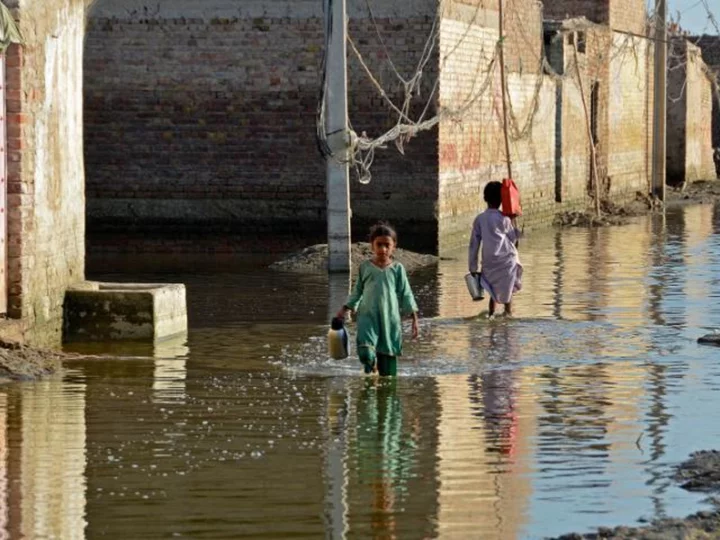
667,38 -> 716,184
0,0 -> 713,343
0,0 -> 86,345
693,35 -> 720,162
83,0 -> 660,255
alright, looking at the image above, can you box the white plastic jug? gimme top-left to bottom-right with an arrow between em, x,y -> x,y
465,273 -> 485,301
328,317 -> 350,359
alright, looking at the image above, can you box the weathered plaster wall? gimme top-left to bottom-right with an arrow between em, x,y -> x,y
667,39 -> 688,183
694,35 -> 720,151
606,33 -> 653,195
83,0 -> 656,256
684,43 -> 715,182
541,0 -> 652,198
667,39 -> 716,184
543,0 -> 646,35
84,0 -> 439,249
543,0 -> 607,26
437,0 -> 559,253
4,0 -> 86,345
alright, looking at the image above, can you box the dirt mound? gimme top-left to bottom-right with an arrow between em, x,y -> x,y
674,450 -> 720,492
552,450 -> 720,538
0,342 -> 63,382
552,509 -> 720,539
269,242 -> 438,273
554,193 -> 661,228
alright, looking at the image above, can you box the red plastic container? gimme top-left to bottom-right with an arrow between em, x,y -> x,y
501,178 -> 522,218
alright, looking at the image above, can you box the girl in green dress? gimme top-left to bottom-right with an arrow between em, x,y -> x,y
336,222 -> 419,376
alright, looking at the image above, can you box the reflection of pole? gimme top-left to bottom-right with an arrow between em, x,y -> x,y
324,380 -> 350,539
328,273 -> 351,323
644,363 -> 672,516
651,0 -> 667,201
325,0 -> 352,273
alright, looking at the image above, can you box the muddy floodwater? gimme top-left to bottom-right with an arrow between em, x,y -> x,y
1,203 -> 719,539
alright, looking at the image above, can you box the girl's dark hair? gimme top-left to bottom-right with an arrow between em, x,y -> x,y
369,221 -> 398,243
484,181 -> 502,208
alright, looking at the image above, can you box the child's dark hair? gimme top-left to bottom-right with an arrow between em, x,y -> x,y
369,221 -> 398,244
484,181 -> 502,208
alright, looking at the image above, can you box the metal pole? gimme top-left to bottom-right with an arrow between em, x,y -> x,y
651,0 -> 667,201
325,0 -> 352,273
498,0 -> 513,180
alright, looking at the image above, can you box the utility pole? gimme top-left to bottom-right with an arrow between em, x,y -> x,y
651,0 -> 667,202
325,0 -> 352,273
498,0 -> 513,181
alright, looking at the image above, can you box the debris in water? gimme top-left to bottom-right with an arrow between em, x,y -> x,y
698,332 -> 720,345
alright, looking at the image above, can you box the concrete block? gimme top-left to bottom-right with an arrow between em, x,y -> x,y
63,281 -> 187,342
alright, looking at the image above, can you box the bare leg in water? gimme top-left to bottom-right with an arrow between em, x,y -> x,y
489,299 -> 513,318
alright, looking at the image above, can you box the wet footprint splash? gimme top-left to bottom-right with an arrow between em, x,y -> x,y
275,317 -> 664,377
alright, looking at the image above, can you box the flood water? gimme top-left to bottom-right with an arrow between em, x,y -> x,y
2,203 -> 720,538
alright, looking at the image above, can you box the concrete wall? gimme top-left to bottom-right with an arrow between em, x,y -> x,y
667,39 -> 716,184
84,0 -> 439,249
4,0 -> 86,345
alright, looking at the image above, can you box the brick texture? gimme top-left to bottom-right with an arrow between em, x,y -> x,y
4,0 -> 86,345
83,0 -> 657,257
84,5 -> 439,248
667,38 -> 716,184
435,0 -> 654,253
693,35 -> 720,151
543,0 -> 647,35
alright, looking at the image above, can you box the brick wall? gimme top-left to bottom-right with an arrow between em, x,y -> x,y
4,0 -> 86,346
685,42 -> 716,181
608,0 -> 647,36
84,0 -> 656,257
667,38 -> 716,183
547,25 -> 613,206
606,33 -> 653,195
693,35 -> 720,150
543,0 -> 647,39
667,39 -> 688,183
84,0 -> 439,250
542,0 -> 607,25
437,0 -> 558,253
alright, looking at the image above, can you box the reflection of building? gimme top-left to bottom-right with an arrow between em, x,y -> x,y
152,334 -> 190,405
0,394 -> 7,538
15,380 -> 87,539
682,204 -> 715,330
436,373 -> 536,539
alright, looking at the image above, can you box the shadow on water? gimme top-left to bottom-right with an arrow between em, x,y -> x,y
0,203 -> 718,537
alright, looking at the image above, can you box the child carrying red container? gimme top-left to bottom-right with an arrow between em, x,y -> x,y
468,181 -> 523,317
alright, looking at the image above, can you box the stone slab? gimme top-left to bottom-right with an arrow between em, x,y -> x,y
63,281 -> 187,342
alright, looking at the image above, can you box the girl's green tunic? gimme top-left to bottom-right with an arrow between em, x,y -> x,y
344,260 -> 418,357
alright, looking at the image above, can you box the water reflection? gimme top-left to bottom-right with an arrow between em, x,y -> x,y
0,379 -> 87,539
0,201 -> 711,538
